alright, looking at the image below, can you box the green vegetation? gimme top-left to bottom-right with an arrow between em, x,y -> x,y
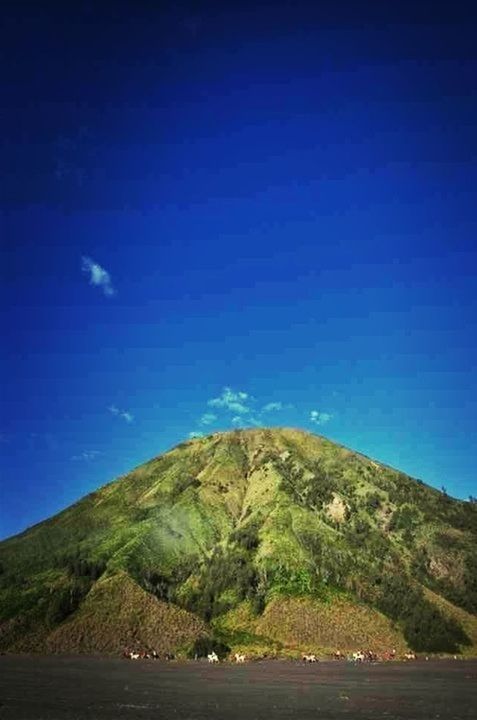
0,428 -> 475,656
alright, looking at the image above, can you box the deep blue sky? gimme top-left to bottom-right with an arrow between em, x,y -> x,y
1,1 -> 477,540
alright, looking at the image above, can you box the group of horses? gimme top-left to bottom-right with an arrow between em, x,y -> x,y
341,649 -> 419,663
307,649 -> 417,663
207,652 -> 246,663
207,650 -> 409,664
349,650 -> 379,663
122,649 -> 174,661
301,650 -> 378,663
344,649 -> 418,663
123,649 -> 246,663
123,647 -> 419,663
301,649 -> 387,663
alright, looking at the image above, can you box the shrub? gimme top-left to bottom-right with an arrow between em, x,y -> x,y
182,548 -> 260,621
170,475 -> 201,502
230,522 -> 260,551
277,457 -> 336,511
403,603 -> 470,653
139,559 -> 197,603
373,572 -> 470,652
389,505 -> 420,533
45,580 -> 90,628
268,567 -> 315,597
365,493 -> 382,512
63,554 -> 106,580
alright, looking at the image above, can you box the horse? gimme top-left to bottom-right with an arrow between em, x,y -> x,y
302,653 -> 317,663
404,652 -> 417,661
234,653 -> 246,664
351,651 -> 365,663
207,652 -> 219,663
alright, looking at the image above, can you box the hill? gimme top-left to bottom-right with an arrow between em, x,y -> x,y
0,428 -> 476,657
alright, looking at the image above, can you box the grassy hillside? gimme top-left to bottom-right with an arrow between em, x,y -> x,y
0,428 -> 476,656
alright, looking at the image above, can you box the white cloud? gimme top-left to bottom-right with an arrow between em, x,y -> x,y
310,410 -> 332,425
249,417 -> 262,427
188,431 -> 204,439
199,412 -> 217,426
231,415 -> 262,428
81,256 -> 116,297
262,402 -> 283,413
108,405 -> 134,423
208,387 -> 250,414
72,450 -> 101,462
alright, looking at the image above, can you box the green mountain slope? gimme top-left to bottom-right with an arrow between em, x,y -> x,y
1,428 -> 476,656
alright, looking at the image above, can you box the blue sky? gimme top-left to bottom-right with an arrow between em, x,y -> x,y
1,1 -> 477,539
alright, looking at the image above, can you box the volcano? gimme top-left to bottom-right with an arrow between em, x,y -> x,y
1,428 -> 476,657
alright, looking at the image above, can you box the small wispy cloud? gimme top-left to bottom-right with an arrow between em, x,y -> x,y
108,405 -> 134,423
208,387 -> 250,414
188,431 -> 204,439
72,450 -> 101,462
262,402 -> 283,413
199,412 -> 217,426
310,410 -> 333,426
81,256 -> 116,297
249,417 -> 262,427
231,415 -> 262,428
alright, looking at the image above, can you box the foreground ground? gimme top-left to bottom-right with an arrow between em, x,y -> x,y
0,656 -> 476,720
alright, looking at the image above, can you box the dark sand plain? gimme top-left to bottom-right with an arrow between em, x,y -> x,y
0,655 -> 476,720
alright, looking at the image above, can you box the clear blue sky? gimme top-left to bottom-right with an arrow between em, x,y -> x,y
1,1 -> 477,540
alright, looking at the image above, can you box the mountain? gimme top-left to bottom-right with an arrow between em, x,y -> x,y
1,428 -> 476,657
